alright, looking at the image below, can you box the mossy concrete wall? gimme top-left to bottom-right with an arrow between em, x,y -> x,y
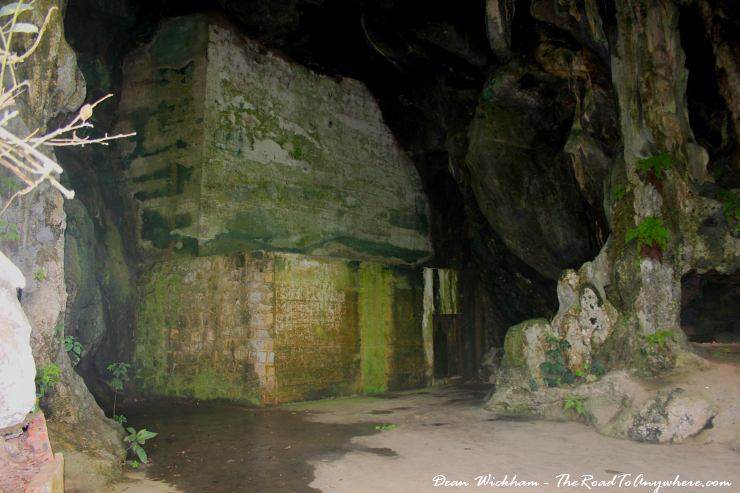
116,14 -> 431,265
116,15 -> 208,263
135,253 -> 274,404
136,252 -> 431,404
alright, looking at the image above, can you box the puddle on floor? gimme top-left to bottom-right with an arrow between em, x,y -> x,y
120,402 -> 383,493
368,410 -> 394,415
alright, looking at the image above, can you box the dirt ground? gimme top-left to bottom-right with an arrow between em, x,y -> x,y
110,362 -> 740,493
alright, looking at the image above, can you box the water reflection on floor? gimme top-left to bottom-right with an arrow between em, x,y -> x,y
120,402 -> 383,493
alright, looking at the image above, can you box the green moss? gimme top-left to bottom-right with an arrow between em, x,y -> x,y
359,263 -> 391,395
504,319 -> 550,368
153,15 -> 208,66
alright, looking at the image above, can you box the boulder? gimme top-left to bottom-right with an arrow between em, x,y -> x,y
466,60 -> 604,280
0,253 -> 35,429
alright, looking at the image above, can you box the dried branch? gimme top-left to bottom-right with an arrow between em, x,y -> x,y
0,2 -> 135,219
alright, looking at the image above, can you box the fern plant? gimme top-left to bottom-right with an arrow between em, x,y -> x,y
626,216 -> 670,262
717,190 -> 740,233
564,394 -> 585,416
539,334 -> 575,387
636,151 -> 671,193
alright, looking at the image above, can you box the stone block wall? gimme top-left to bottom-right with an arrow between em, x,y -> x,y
274,256 -> 361,402
116,14 -> 432,266
136,252 -> 275,403
135,252 -> 433,404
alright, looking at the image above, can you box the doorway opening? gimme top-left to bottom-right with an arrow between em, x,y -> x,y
433,314 -> 462,378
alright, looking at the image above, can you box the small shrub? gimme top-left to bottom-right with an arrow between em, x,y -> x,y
645,330 -> 674,350
124,428 -> 157,463
614,184 -> 626,201
625,216 -> 669,263
35,364 -> 60,397
60,336 -> 81,365
564,394 -> 585,416
636,151 -> 670,192
540,334 -> 575,387
0,220 -> 19,241
108,362 -> 131,419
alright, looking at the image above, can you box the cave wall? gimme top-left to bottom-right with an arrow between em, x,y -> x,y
135,251 -> 437,404
116,13 -> 432,265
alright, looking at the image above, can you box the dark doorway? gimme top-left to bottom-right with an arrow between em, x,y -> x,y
433,314 -> 462,378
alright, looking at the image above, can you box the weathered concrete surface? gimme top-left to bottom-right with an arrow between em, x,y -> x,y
116,14 -> 431,265
135,251 -> 431,404
136,252 -> 274,404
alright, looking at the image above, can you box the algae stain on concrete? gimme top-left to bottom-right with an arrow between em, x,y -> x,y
359,263 -> 392,395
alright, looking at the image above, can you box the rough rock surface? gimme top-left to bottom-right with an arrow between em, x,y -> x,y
466,58 -> 609,280
0,253 -> 35,429
485,0 -> 513,63
484,253 -> 618,413
623,388 -> 717,444
0,2 -> 126,491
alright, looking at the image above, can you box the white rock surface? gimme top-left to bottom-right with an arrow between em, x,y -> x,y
0,251 -> 34,429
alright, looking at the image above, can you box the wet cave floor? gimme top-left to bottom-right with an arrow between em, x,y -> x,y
114,383 -> 740,493
118,402 -> 391,492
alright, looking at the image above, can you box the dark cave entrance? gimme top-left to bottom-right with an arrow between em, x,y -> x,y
681,270 -> 740,344
433,314 -> 462,379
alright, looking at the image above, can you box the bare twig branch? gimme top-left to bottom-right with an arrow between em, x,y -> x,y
0,2 -> 134,219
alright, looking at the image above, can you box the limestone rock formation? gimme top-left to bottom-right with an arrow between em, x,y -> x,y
0,2 -> 126,490
485,0 -> 513,63
466,59 -> 609,280
0,253 -> 35,429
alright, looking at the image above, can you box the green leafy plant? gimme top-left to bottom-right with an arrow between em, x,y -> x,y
573,363 -> 605,378
124,428 -> 157,463
130,460 -> 139,469
0,219 -> 19,241
564,394 -> 585,416
717,190 -> 740,233
108,362 -> 131,419
614,184 -> 626,201
35,364 -> 60,397
113,415 -> 127,425
540,334 -> 575,387
636,150 -> 671,192
32,269 -> 44,281
646,330 -> 674,349
625,216 -> 670,262
60,336 -> 81,365
375,424 -> 399,430
0,176 -> 18,191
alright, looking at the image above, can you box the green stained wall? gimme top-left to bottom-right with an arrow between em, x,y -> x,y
117,15 -> 208,263
358,263 -> 392,394
273,255 -> 362,402
273,254 -> 427,402
115,14 -> 432,266
135,253 -> 275,403
135,251 -> 430,405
